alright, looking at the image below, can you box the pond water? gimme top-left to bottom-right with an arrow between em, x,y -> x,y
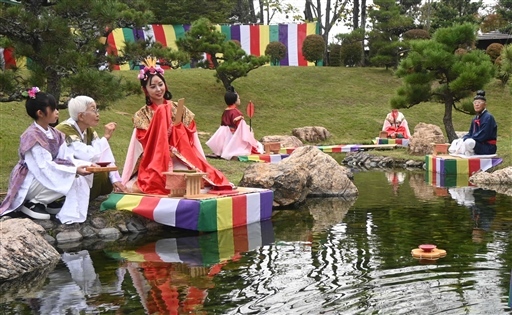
1,170 -> 512,314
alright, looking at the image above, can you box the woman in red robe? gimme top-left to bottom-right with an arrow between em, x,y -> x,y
382,109 -> 412,139
121,59 -> 231,195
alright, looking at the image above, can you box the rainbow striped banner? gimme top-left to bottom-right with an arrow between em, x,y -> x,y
106,23 -> 319,70
108,220 -> 274,267
100,189 -> 273,232
372,138 -> 410,147
425,154 -> 503,175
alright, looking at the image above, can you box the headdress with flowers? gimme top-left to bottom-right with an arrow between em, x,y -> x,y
22,87 -> 41,99
137,57 -> 164,81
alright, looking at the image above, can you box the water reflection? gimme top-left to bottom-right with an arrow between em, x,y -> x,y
449,186 -> 497,243
385,171 -> 405,195
2,171 -> 512,314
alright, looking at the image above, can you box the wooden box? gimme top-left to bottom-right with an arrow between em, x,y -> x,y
433,143 -> 449,156
264,142 -> 281,154
379,131 -> 388,139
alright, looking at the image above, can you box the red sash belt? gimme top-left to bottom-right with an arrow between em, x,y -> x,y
487,140 -> 497,145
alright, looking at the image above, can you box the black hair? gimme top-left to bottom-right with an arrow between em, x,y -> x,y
224,86 -> 238,105
473,90 -> 486,101
141,72 -> 172,105
25,91 -> 57,120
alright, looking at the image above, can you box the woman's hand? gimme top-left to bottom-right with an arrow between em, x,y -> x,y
113,181 -> 127,193
104,122 -> 117,140
76,165 -> 92,177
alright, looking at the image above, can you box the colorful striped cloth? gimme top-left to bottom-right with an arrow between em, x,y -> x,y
238,154 -> 290,163
238,144 -> 363,163
425,154 -> 503,175
107,23 -> 319,69
107,220 -> 274,266
372,138 -> 410,147
100,189 -> 273,232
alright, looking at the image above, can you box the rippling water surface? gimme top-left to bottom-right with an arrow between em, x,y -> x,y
1,170 -> 512,314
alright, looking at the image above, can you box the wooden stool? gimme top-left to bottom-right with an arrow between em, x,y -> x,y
163,171 -> 206,198
264,142 -> 281,154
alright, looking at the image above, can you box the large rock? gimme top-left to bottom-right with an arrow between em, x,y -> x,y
408,123 -> 446,155
292,126 -> 331,143
469,167 -> 512,196
0,218 -> 61,281
260,135 -> 303,148
239,146 -> 358,206
470,166 -> 512,185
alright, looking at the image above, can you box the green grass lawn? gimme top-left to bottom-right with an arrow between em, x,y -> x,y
1,66 -> 510,192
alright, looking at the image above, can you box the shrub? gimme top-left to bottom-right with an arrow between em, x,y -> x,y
328,44 -> 342,67
302,34 -> 325,65
265,41 -> 287,66
340,41 -> 363,67
486,43 -> 504,63
403,29 -> 431,40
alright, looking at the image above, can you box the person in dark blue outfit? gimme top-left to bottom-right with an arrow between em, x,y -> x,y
449,90 -> 498,155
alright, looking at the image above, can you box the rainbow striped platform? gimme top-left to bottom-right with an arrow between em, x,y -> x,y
107,220 -> 274,267
100,187 -> 273,232
425,154 -> 503,175
372,137 -> 410,147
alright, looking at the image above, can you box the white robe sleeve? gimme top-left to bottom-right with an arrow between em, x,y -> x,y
25,144 -> 79,195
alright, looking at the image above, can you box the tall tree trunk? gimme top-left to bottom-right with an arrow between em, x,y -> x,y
211,55 -> 230,89
248,0 -> 257,23
444,100 -> 457,142
304,0 -> 314,21
360,0 -> 367,66
257,0 -> 263,23
353,0 -> 360,30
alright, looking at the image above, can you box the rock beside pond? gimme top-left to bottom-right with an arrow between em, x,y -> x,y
239,146 -> 358,206
342,151 -> 425,169
408,123 -> 446,155
470,167 -> 512,196
0,218 -> 61,281
470,166 -> 512,185
292,126 -> 331,143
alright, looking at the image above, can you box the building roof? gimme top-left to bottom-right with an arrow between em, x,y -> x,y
477,31 -> 512,41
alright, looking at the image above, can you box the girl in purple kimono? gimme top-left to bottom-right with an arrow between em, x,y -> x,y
0,88 -> 93,222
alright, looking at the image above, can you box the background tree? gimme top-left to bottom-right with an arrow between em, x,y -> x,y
258,0 -> 298,24
496,44 -> 512,86
337,29 -> 364,67
303,0 -> 351,65
480,13 -> 508,33
497,0 -> 512,34
367,0 -> 415,69
146,0 -> 237,24
391,23 -> 494,142
429,0 -> 482,32
0,0 -> 152,105
265,41 -> 287,66
302,34 -> 325,66
176,18 -> 268,89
